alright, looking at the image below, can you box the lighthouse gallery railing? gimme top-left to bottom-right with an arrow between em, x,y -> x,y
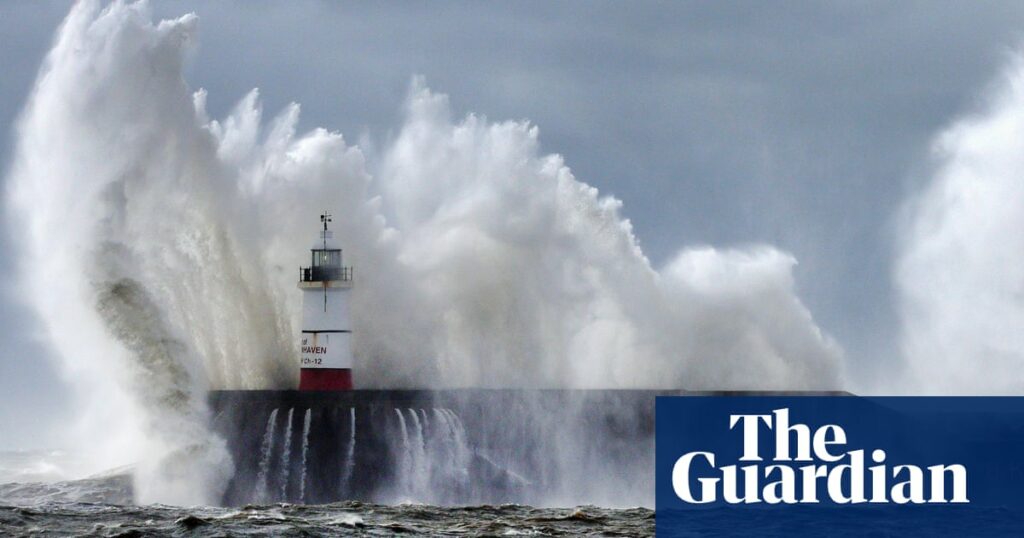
300,266 -> 353,282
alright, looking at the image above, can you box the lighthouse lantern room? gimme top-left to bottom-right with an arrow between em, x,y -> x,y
298,213 -> 354,390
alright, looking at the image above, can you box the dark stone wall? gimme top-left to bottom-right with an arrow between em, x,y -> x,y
209,389 -> 848,506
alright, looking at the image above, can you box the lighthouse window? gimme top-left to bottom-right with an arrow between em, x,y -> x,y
312,249 -> 341,267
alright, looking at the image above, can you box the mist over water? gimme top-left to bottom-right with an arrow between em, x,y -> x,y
4,2 -> 843,504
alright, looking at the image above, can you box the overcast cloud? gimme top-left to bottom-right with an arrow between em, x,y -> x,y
3,1 -> 1024,448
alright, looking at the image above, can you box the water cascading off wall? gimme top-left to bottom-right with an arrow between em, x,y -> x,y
234,404 -> 482,505
253,408 -> 278,503
341,407 -> 356,494
299,409 -> 312,502
210,390 -> 668,507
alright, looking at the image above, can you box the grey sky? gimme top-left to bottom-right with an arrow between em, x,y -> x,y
3,1 -> 1024,448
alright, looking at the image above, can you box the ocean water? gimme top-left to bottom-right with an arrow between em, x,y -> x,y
0,502 -> 651,532
0,456 -> 653,537
0,500 -> 653,537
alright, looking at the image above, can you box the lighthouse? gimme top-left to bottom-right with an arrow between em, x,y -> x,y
298,213 -> 354,390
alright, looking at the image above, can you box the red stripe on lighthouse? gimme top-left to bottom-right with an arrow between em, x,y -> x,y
299,368 -> 353,391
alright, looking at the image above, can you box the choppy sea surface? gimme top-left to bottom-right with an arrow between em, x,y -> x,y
0,452 -> 653,537
0,501 -> 653,537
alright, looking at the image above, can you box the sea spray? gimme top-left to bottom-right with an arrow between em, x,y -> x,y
0,1 -> 239,504
897,52 -> 1024,394
6,1 -> 844,391
5,0 -> 846,507
93,275 -> 234,504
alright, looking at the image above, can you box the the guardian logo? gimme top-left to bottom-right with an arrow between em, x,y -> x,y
672,408 -> 968,505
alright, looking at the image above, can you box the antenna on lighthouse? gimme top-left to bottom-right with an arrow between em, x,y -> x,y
321,212 -> 333,250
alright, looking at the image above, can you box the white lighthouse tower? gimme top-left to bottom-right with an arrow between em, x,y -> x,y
298,213 -> 354,390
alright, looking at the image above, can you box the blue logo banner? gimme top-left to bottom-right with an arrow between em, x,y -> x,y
656,397 -> 1024,536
